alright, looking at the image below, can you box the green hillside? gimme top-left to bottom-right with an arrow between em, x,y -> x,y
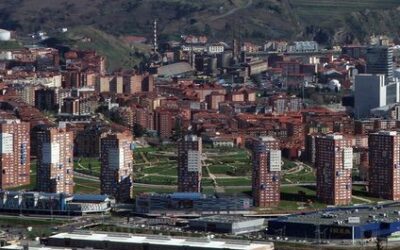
61,26 -> 150,71
0,0 -> 400,45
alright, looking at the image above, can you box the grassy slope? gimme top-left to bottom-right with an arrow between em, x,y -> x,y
60,26 -> 150,71
1,0 -> 400,44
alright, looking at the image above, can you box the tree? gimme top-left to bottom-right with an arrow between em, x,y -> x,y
204,24 -> 212,36
133,123 -> 145,138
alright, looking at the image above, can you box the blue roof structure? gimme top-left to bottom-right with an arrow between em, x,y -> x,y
72,194 -> 109,202
170,192 -> 203,200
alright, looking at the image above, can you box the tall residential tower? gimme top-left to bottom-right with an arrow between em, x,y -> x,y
37,127 -> 74,194
0,119 -> 30,189
315,134 -> 353,205
177,135 -> 202,193
100,132 -> 133,202
251,136 -> 281,207
369,131 -> 400,200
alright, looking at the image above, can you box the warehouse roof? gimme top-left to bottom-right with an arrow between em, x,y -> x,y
190,215 -> 264,224
49,231 -> 274,250
157,62 -> 193,77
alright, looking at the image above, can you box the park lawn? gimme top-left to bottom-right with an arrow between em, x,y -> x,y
202,187 -> 216,194
214,156 -> 249,164
142,165 -> 177,176
202,167 -> 209,177
352,184 -> 385,203
137,175 -> 177,185
74,177 -> 100,194
201,178 -> 215,186
208,164 -> 234,175
282,158 -> 296,170
133,147 -> 158,153
74,157 -> 101,177
284,169 -> 316,183
216,178 -> 251,186
277,186 -> 326,212
132,186 -> 177,196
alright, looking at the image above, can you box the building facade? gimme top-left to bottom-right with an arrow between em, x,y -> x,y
315,134 -> 353,205
135,192 -> 252,214
354,74 -> 399,119
36,128 -> 74,195
369,131 -> 400,200
0,119 -> 30,189
100,132 -> 133,202
177,135 -> 202,193
366,46 -> 394,81
251,136 -> 281,207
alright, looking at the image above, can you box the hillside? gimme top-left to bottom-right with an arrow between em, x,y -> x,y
41,26 -> 150,72
59,26 -> 150,71
1,0 -> 400,44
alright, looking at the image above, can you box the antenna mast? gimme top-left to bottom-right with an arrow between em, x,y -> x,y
153,19 -> 158,53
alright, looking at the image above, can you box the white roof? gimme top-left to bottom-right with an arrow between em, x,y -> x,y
50,232 -> 274,250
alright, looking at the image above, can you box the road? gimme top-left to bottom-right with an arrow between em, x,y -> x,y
74,171 -> 367,189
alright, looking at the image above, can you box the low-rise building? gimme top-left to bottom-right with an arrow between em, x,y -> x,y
189,215 -> 265,234
43,231 -> 274,250
135,192 -> 252,215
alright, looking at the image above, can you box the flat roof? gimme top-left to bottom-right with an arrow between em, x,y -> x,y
1,246 -> 73,250
273,202 -> 400,226
49,231 -> 273,250
190,215 -> 263,224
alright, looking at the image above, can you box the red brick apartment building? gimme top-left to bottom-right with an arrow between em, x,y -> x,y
315,134 -> 353,205
100,132 -> 133,202
36,128 -> 74,195
178,135 -> 202,193
369,131 -> 400,200
251,136 -> 281,207
0,119 -> 30,189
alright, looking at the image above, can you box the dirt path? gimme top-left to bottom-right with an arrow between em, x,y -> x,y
210,0 -> 253,21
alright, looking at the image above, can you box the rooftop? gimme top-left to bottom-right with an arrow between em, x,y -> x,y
274,202 -> 400,226
49,231 -> 273,250
190,215 -> 263,224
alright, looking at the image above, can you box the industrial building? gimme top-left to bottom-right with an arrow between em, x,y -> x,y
189,215 -> 265,234
40,231 -> 274,250
268,202 -> 400,240
0,191 -> 112,215
135,192 -> 252,215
